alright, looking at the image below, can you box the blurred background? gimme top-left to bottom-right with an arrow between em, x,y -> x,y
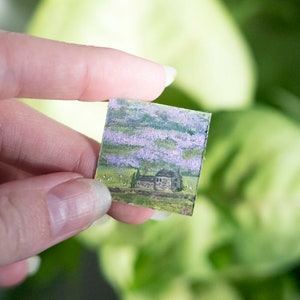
1,0 -> 300,299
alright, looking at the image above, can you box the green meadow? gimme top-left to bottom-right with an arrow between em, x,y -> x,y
95,166 -> 200,215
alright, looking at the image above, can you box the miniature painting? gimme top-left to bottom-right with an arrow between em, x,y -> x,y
95,98 -> 211,216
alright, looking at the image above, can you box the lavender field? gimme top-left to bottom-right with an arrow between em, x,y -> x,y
95,99 -> 211,215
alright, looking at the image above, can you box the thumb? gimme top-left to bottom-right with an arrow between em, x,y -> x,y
0,172 -> 111,266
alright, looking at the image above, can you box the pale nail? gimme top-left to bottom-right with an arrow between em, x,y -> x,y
150,210 -> 172,221
27,256 -> 41,276
46,178 -> 112,242
92,214 -> 111,226
163,65 -> 177,87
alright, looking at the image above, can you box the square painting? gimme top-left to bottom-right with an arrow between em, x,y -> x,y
95,99 -> 211,216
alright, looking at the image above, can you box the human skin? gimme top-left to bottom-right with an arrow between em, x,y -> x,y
0,31 -> 175,287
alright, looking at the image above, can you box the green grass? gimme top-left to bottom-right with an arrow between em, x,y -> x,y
101,143 -> 142,155
155,138 -> 177,149
95,166 -> 137,188
182,176 -> 199,194
111,191 -> 194,215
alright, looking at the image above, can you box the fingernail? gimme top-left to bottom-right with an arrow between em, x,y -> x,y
150,210 -> 172,221
46,178 -> 112,242
27,256 -> 41,276
163,65 -> 177,87
92,214 -> 111,226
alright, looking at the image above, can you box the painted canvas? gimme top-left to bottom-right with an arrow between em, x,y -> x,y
95,98 -> 211,216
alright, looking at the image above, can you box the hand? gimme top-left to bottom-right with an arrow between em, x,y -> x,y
0,31 -> 175,287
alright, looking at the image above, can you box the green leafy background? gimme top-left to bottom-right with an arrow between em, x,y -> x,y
2,0 -> 300,299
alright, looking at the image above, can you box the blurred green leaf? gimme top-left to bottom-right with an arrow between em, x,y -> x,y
223,0 -> 300,118
28,0 -> 255,111
234,273 -> 300,300
202,105 -> 300,277
90,199 -> 236,299
2,239 -> 83,300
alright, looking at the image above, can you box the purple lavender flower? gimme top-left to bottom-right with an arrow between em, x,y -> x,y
100,99 -> 210,174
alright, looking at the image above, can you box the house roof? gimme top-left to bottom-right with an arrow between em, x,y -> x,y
155,169 -> 177,177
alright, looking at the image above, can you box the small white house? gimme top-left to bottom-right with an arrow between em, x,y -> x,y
135,169 -> 182,192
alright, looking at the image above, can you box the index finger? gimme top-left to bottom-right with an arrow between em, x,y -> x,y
0,31 -> 174,101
